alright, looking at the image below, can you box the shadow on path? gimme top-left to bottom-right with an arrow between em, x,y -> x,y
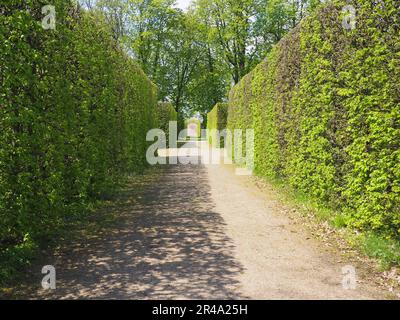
29,164 -> 245,299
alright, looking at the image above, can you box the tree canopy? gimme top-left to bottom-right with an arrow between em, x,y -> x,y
80,0 -> 323,119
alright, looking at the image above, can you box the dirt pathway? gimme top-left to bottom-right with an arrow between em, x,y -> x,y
206,163 -> 385,299
24,143 -> 387,299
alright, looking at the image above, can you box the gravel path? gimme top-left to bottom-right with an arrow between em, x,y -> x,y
24,142 -> 386,299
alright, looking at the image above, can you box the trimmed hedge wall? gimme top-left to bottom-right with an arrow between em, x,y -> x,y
227,0 -> 400,238
0,0 -> 158,270
156,102 -> 178,145
207,102 -> 228,147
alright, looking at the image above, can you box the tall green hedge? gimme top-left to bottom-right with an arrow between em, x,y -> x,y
156,102 -> 178,145
207,102 -> 228,147
0,0 -> 158,271
227,0 -> 400,239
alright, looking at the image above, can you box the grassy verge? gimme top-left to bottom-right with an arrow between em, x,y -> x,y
253,175 -> 400,270
0,166 -> 164,298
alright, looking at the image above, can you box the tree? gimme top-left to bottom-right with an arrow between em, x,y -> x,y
195,0 -> 260,84
185,10 -> 229,119
194,0 -> 323,84
126,1 -> 227,117
80,0 -> 321,116
95,0 -> 129,40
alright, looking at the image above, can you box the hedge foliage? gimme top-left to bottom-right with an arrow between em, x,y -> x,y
0,0 -> 158,268
227,0 -> 400,239
155,102 -> 177,145
207,102 -> 228,147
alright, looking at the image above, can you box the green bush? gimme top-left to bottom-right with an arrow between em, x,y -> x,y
227,71 -> 254,166
0,0 -> 158,277
207,102 -> 228,147
155,102 -> 178,145
227,0 -> 400,239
